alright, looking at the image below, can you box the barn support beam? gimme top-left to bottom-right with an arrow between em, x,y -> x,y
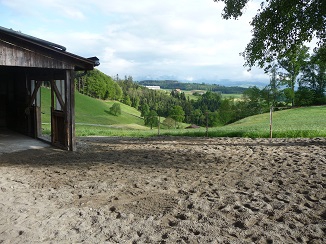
49,70 -> 75,151
0,26 -> 97,151
27,81 -> 42,108
67,70 -> 76,151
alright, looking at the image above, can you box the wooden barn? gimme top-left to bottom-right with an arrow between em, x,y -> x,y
0,26 -> 99,151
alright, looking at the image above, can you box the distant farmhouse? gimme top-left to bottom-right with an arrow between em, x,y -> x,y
145,86 -> 161,90
174,89 -> 181,93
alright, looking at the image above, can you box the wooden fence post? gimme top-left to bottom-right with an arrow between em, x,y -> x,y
206,111 -> 208,137
270,106 -> 273,139
158,116 -> 160,136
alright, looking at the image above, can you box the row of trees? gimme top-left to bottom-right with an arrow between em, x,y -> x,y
138,80 -> 247,94
264,44 -> 326,107
75,46 -> 325,128
217,43 -> 326,125
74,42 -> 324,128
116,75 -> 225,127
119,48 -> 325,127
73,0 -> 324,129
75,69 -> 123,100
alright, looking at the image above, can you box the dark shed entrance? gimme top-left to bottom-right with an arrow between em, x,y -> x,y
0,26 -> 99,151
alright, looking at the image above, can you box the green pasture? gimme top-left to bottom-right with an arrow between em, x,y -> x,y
74,106 -> 326,138
39,87 -> 326,138
222,93 -> 243,100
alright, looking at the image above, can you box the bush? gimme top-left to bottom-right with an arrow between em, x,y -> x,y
110,103 -> 121,116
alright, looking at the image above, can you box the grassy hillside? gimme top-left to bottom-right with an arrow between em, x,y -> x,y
162,89 -> 242,101
219,106 -> 326,138
75,92 -> 144,126
176,106 -> 326,138
75,105 -> 326,138
40,87 -> 326,138
40,88 -> 148,135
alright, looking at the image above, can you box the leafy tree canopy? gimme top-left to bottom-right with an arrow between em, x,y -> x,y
214,0 -> 326,69
169,105 -> 185,123
110,103 -> 121,116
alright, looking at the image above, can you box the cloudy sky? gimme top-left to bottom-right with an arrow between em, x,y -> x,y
0,0 -> 271,84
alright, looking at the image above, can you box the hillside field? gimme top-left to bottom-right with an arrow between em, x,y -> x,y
40,88 -> 326,138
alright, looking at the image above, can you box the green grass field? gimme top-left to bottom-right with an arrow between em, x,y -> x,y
39,87 -> 326,138
163,89 -> 243,101
161,106 -> 326,138
73,106 -> 326,138
40,88 -> 147,135
214,106 -> 326,138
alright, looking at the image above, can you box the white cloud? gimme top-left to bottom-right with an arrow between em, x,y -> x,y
0,0 -> 270,83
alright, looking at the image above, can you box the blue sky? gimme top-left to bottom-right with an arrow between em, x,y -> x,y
0,0 -> 271,84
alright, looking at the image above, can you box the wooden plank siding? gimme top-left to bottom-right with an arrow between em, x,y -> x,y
0,26 -> 98,151
0,40 -> 74,69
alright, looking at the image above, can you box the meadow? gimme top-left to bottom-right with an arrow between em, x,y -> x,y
40,88 -> 326,138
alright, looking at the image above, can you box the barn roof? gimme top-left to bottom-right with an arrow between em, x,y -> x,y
0,26 -> 99,71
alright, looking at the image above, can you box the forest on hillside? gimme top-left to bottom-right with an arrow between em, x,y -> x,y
75,43 -> 325,128
137,80 -> 247,94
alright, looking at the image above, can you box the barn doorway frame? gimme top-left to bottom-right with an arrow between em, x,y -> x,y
0,26 -> 98,151
26,70 -> 76,150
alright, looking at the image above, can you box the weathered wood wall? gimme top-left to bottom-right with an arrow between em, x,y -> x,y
0,30 -> 94,151
0,40 -> 74,69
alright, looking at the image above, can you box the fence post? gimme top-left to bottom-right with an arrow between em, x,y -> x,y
158,116 -> 160,136
270,106 -> 273,139
206,111 -> 208,137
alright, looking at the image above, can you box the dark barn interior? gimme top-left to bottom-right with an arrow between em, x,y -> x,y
0,26 -> 99,151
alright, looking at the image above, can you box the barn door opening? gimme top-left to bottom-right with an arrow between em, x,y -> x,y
51,79 -> 68,149
29,78 -> 69,149
29,80 -> 52,141
40,81 -> 51,141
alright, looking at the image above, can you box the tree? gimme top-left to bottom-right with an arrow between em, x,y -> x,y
264,65 -> 281,107
110,103 -> 121,116
132,96 -> 140,109
300,44 -> 326,104
191,109 -> 204,126
162,117 -> 175,129
207,111 -> 221,127
113,82 -> 123,101
140,103 -> 150,118
75,69 -> 122,101
277,45 -> 310,106
214,0 -> 326,69
242,86 -> 269,115
123,95 -> 132,106
218,98 -> 236,125
294,87 -> 315,106
145,110 -> 158,129
195,91 -> 221,112
169,105 -> 185,128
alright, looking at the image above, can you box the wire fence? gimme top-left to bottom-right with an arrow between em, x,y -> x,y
40,105 -> 326,138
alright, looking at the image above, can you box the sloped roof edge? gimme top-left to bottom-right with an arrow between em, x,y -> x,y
0,26 -> 99,70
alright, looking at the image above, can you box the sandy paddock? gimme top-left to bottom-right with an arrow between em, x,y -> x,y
0,136 -> 325,243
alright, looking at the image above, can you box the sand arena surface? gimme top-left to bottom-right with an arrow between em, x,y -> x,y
0,136 -> 325,243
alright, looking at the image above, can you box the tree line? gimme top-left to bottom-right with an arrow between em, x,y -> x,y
75,43 -> 325,128
138,80 -> 247,94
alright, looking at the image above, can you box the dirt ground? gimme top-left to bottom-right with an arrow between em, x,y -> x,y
0,136 -> 325,243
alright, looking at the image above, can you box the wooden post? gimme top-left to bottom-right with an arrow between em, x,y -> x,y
158,116 -> 160,136
270,106 -> 273,139
206,111 -> 208,137
51,80 -> 54,145
70,71 -> 76,151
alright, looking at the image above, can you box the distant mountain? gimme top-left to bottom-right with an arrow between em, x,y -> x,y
178,79 -> 268,88
137,80 -> 248,94
135,76 -> 268,89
